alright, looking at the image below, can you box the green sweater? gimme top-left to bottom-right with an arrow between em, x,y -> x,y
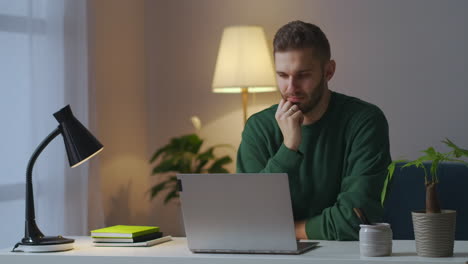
236,91 -> 391,240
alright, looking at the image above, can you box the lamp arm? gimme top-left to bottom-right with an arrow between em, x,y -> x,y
24,126 -> 61,241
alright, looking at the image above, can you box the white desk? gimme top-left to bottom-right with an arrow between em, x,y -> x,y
1,237 -> 467,264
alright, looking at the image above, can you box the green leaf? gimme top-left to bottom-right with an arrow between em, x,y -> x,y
176,134 -> 203,153
152,159 -> 180,174
443,138 -> 468,158
149,176 -> 178,200
149,181 -> 167,198
214,156 -> 233,166
197,147 -> 215,162
422,147 -> 437,159
150,134 -> 204,164
401,159 -> 424,168
164,190 -> 179,204
194,148 -> 216,173
381,160 -> 406,205
149,180 -> 174,199
195,160 -> 209,173
150,145 -> 171,163
208,156 -> 232,173
149,133 -> 233,203
386,161 -> 399,182
382,140 -> 468,206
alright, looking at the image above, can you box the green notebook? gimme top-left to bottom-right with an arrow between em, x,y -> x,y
91,225 -> 160,238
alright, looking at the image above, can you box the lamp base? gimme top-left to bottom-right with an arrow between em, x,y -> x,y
16,236 -> 74,252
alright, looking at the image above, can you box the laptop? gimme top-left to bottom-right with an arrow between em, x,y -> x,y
176,173 -> 319,254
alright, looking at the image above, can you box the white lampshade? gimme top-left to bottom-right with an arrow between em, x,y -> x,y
212,26 -> 277,93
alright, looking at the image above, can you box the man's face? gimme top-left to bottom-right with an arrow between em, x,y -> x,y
275,48 -> 331,114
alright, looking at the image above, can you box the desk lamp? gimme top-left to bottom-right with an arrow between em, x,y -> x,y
15,105 -> 103,252
212,25 -> 277,124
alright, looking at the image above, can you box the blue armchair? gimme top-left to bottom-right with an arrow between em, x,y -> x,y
383,162 -> 468,240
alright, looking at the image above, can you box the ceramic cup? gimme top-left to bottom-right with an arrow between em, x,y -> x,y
359,223 -> 392,257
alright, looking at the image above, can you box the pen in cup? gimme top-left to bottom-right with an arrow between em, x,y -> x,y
353,208 -> 371,225
354,207 -> 393,257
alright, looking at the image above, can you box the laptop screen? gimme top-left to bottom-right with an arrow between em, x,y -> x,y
177,173 -> 298,252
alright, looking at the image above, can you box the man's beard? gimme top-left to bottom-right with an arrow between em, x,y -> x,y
282,73 -> 327,114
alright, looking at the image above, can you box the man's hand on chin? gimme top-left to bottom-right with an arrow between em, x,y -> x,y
295,220 -> 308,240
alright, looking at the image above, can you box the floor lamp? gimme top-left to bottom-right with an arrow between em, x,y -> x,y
212,25 -> 277,124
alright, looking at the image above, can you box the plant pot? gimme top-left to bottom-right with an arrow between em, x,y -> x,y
411,210 -> 456,257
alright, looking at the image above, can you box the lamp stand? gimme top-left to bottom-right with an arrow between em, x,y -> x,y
242,87 -> 248,124
14,127 -> 74,252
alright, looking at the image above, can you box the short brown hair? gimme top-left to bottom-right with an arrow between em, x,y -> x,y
273,21 -> 331,62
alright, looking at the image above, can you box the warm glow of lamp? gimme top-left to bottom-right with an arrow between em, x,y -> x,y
212,25 -> 277,123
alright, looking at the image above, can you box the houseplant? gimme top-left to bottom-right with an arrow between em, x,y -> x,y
149,118 -> 233,204
385,138 -> 468,257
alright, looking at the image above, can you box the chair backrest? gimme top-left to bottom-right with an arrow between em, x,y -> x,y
383,162 -> 468,240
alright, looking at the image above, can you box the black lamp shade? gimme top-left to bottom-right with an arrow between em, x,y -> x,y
53,105 -> 103,168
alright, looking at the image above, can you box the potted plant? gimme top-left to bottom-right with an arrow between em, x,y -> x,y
149,117 -> 233,204
386,138 -> 468,257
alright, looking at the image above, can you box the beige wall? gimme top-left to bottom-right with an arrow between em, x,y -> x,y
90,0 -> 152,227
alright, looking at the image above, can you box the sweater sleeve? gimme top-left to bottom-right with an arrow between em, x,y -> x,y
236,118 -> 303,174
306,108 -> 392,240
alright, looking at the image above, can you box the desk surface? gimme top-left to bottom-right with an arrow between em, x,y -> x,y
1,237 -> 467,264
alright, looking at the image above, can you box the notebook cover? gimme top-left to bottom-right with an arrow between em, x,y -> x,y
91,225 -> 160,238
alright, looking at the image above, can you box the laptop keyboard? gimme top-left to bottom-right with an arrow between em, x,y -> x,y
297,241 -> 319,251
192,241 -> 319,254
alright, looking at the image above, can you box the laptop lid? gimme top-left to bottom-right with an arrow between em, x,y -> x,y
177,173 -> 301,253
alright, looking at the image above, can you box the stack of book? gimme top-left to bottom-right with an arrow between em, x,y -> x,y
91,225 -> 172,247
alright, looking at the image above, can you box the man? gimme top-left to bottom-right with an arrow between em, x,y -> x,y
236,21 -> 391,241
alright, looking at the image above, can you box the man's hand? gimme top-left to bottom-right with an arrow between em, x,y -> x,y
275,99 -> 304,151
295,220 -> 308,240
